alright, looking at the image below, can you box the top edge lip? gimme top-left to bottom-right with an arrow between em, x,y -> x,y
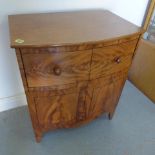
10,31 -> 144,49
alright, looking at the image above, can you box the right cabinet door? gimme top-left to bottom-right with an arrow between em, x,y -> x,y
86,73 -> 127,119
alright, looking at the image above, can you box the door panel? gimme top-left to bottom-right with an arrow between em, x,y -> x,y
34,81 -> 87,131
85,74 -> 127,118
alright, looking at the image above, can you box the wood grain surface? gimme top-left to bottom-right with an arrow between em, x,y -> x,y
34,73 -> 126,133
8,10 -> 144,142
8,10 -> 143,48
35,81 -> 87,131
90,40 -> 138,79
22,49 -> 92,87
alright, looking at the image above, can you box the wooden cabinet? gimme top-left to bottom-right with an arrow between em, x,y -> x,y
8,10 -> 143,142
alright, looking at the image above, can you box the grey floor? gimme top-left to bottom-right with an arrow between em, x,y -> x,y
0,81 -> 155,155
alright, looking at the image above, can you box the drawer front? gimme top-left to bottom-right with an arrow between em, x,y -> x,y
22,49 -> 92,87
90,40 -> 138,79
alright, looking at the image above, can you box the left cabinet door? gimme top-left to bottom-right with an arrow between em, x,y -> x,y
32,81 -> 88,132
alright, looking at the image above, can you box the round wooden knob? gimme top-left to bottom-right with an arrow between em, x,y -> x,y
53,66 -> 61,76
114,57 -> 121,64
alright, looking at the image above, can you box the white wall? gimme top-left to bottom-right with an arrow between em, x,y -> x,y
0,0 -> 149,112
109,0 -> 149,26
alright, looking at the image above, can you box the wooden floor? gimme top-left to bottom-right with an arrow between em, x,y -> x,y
129,39 -> 155,103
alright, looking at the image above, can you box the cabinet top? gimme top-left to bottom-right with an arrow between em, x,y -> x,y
8,10 -> 144,48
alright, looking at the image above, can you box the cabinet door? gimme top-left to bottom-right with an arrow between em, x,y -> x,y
34,82 -> 88,131
85,72 -> 127,119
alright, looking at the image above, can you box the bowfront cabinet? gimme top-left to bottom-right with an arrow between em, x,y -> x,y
8,10 -> 144,142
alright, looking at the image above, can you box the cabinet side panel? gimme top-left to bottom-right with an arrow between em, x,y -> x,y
15,49 -> 42,142
15,49 -> 28,91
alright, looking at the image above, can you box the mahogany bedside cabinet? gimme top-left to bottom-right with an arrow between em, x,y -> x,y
8,10 -> 144,142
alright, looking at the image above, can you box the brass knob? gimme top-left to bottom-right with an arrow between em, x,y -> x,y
114,57 -> 121,64
53,66 -> 61,76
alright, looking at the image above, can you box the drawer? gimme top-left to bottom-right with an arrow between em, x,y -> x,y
22,49 -> 92,87
90,39 -> 138,79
